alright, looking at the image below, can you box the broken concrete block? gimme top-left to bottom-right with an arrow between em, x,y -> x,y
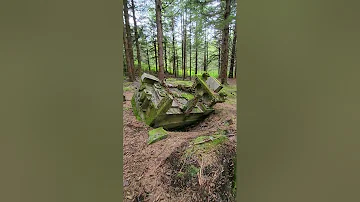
205,76 -> 223,93
132,72 -> 226,130
148,127 -> 168,145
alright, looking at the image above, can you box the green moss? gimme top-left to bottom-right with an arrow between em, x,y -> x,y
221,84 -> 237,103
187,165 -> 200,177
166,78 -> 193,86
176,171 -> 185,177
131,96 -> 142,121
181,93 -> 194,100
176,165 -> 199,180
123,86 -> 133,92
144,103 -> 157,125
184,134 -> 228,158
148,127 -> 168,144
195,74 -> 216,98
145,95 -> 172,126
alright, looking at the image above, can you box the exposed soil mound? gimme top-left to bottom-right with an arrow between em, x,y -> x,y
161,136 -> 236,202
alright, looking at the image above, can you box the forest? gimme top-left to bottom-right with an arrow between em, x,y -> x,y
123,0 -> 237,201
123,0 -> 237,85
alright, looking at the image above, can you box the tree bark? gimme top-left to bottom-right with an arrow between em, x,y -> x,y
183,10 -> 187,80
234,59 -> 237,78
220,0 -> 231,85
123,28 -> 127,73
146,43 -> 151,72
131,0 -> 141,73
218,37 -> 221,77
176,48 -> 179,77
189,13 -> 192,80
181,13 -> 184,79
228,23 -> 237,78
123,0 -> 135,81
155,0 -> 165,81
172,16 -> 176,77
164,38 -> 167,72
153,39 -> 158,72
203,29 -> 207,72
195,21 -> 198,75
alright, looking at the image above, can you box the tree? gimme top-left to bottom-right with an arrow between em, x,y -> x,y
195,19 -> 198,75
131,0 -> 142,73
123,0 -> 135,82
153,38 -> 158,72
155,0 -> 165,81
146,41 -> 151,71
171,15 -> 177,77
219,0 -> 231,85
228,23 -> 236,78
182,10 -> 187,80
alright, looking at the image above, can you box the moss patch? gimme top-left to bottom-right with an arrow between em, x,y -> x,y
181,93 -> 194,100
123,86 -> 133,92
166,78 -> 193,86
131,96 -> 142,121
148,127 -> 168,144
184,134 -> 228,158
221,84 -> 237,104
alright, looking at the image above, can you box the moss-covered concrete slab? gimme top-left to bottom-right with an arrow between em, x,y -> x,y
132,72 -> 227,130
148,127 -> 168,145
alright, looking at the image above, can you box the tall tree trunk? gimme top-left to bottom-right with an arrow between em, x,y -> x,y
176,48 -> 179,77
172,16 -> 176,77
131,0 -> 141,73
189,36 -> 191,79
218,37 -> 221,77
228,23 -> 237,78
195,46 -> 198,75
123,0 -> 135,81
189,12 -> 192,80
146,43 -> 150,72
234,59 -> 237,78
206,30 -> 209,72
195,21 -> 198,76
203,29 -> 207,72
183,10 -> 187,80
155,0 -> 165,81
164,38 -> 167,72
220,0 -> 231,85
181,13 -> 184,78
123,28 -> 127,74
153,39 -> 158,72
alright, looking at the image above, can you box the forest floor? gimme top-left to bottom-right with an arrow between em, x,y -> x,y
123,76 -> 237,202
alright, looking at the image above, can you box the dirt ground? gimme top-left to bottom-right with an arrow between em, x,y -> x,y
123,78 -> 237,202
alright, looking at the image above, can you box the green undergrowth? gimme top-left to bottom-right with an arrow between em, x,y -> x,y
165,78 -> 193,86
137,63 -> 219,78
221,84 -> 237,104
123,81 -> 135,92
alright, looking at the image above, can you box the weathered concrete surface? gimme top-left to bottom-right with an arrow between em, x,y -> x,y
205,77 -> 223,93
